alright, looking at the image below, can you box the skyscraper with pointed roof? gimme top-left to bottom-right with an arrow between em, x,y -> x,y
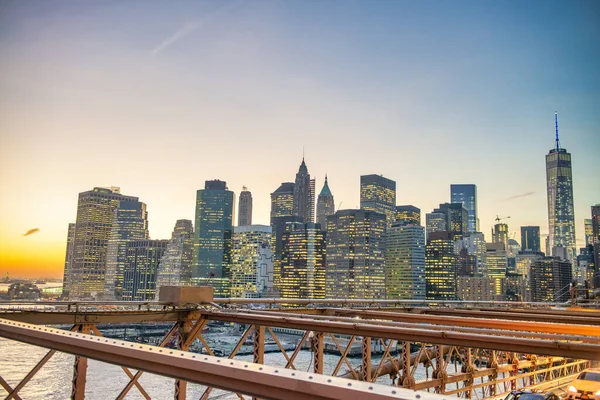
316,175 -> 335,229
546,112 -> 576,262
293,158 -> 315,223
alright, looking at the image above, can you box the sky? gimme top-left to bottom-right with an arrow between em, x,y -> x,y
0,0 -> 599,279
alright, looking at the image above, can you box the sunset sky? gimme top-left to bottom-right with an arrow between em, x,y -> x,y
1,0 -> 599,279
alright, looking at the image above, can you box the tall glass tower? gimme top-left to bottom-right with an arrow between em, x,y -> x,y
192,180 -> 234,297
450,184 -> 478,232
546,112 -> 576,261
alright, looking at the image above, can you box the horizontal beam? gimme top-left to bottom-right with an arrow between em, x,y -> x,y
328,309 -> 600,335
0,310 -> 183,325
419,308 -> 600,325
200,310 -> 600,359
0,319 -> 439,400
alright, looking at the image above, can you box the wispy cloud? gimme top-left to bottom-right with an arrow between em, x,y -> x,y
151,1 -> 241,56
504,192 -> 535,201
23,228 -> 39,236
151,21 -> 203,56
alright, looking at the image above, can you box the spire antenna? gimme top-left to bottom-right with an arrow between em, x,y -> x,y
555,111 -> 560,151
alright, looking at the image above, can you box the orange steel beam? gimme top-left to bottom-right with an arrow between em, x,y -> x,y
198,310 -> 600,359
418,308 -> 600,325
244,309 -> 600,342
0,319 -> 436,400
327,309 -> 600,336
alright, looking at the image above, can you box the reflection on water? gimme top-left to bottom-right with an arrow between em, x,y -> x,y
0,337 -> 432,399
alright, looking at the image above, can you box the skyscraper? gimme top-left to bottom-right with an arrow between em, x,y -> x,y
280,222 -> 326,299
231,225 -> 273,298
270,182 -> 302,289
492,223 -> 509,251
293,158 -> 315,223
585,219 -> 593,247
592,205 -> 600,285
63,187 -> 142,299
484,242 -> 508,295
155,219 -> 194,293
426,212 -> 447,237
192,180 -> 234,297
237,187 -> 253,226
546,112 -> 576,261
316,175 -> 335,229
104,200 -> 149,299
395,205 -> 421,226
521,226 -> 541,253
61,223 -> 76,298
385,224 -> 426,299
122,239 -> 168,301
326,210 -> 386,299
426,203 -> 468,237
425,231 -> 458,300
450,184 -> 478,232
360,174 -> 396,226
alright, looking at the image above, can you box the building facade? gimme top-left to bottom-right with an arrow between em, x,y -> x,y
326,210 -> 386,299
395,205 -> 421,226
61,223 -> 76,298
155,220 -> 194,294
385,224 -> 426,300
237,187 -> 253,226
122,240 -> 168,301
293,158 -> 315,223
425,231 -> 458,300
484,242 -> 508,295
316,175 -> 335,230
426,212 -> 447,237
279,222 -> 326,299
529,256 -> 573,302
450,184 -> 478,232
360,174 -> 396,226
231,225 -> 273,298
521,226 -> 541,253
104,200 -> 149,299
192,180 -> 234,297
63,187 -> 141,300
546,113 -> 576,261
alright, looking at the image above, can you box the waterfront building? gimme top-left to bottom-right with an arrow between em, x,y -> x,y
7,283 -> 41,300
504,272 -> 528,302
63,187 -> 142,300
546,113 -> 576,261
104,200 -> 149,299
385,224 -> 426,299
231,225 -> 273,298
122,240 -> 168,301
326,210 -> 386,299
293,158 -> 315,223
450,184 -> 478,232
237,187 -> 253,226
521,226 -> 541,253
192,180 -> 234,297
529,256 -> 573,302
425,231 -> 459,300
155,220 -> 194,293
316,175 -> 335,230
576,246 -> 595,287
395,205 -> 421,226
279,222 -> 325,299
360,174 -> 396,226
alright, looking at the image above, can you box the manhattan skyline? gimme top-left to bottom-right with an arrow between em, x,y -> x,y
1,0 -> 599,278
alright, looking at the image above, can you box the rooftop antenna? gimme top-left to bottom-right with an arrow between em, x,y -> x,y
555,111 -> 560,151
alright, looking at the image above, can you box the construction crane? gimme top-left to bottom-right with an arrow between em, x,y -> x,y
495,215 -> 511,223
